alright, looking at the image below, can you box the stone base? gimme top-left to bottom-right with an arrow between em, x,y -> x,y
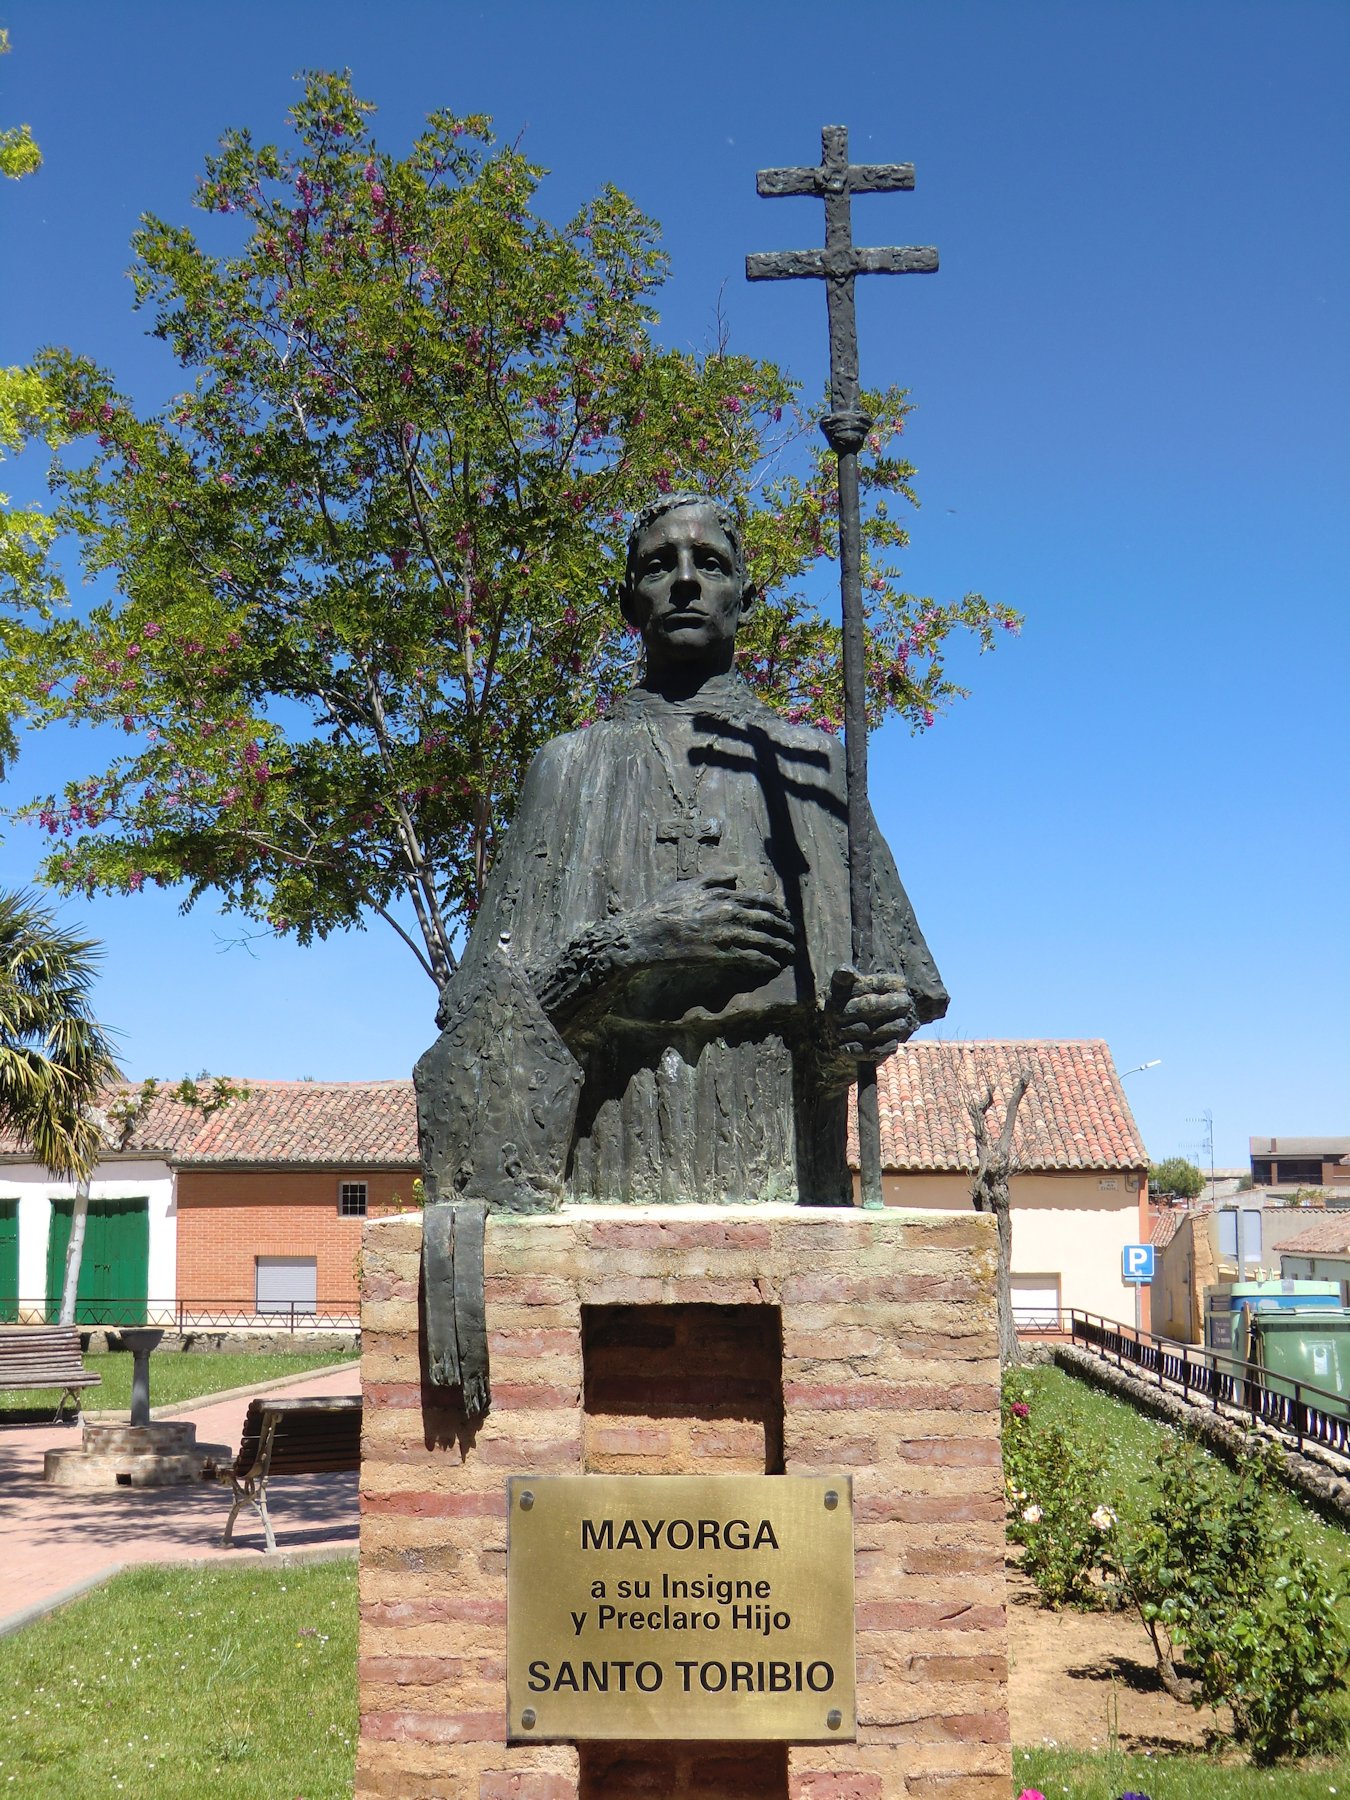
44,1420 -> 229,1489
358,1205 -> 1010,1800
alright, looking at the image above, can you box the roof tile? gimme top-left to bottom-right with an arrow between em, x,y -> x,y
5,1042 -> 1147,1178
854,1040 -> 1149,1173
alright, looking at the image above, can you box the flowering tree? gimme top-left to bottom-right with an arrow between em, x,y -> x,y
11,73 -> 1018,995
0,30 -> 42,182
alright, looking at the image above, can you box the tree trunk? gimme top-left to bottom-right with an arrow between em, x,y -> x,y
968,1070 -> 1033,1369
59,1169 -> 91,1327
991,1188 -> 1019,1369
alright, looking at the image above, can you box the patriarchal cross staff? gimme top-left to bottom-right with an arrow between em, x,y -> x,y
747,124 -> 937,1212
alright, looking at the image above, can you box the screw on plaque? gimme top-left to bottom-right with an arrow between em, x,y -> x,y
519,1489 -> 535,1510
521,1708 -> 537,1730
824,1489 -> 839,1510
827,1709 -> 843,1730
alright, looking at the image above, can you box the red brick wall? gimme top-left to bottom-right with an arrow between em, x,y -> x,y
176,1167 -> 419,1307
358,1208 -> 1011,1800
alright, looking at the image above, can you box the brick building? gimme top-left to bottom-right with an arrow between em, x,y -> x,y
169,1081 -> 419,1314
1,1081 -> 418,1322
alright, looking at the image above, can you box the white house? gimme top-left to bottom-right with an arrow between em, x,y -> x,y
862,1039 -> 1151,1327
0,1117 -> 178,1324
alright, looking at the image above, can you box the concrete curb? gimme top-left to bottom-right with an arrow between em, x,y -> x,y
0,1543 -> 358,1639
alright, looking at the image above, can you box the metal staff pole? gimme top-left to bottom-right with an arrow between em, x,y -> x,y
747,125 -> 937,1208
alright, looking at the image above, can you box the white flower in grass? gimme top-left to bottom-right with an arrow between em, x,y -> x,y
1021,1503 -> 1043,1524
1090,1505 -> 1116,1531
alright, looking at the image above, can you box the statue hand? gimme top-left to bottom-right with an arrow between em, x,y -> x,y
627,876 -> 796,981
825,967 -> 919,1065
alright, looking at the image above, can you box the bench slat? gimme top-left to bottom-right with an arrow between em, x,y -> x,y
0,1327 -> 100,1397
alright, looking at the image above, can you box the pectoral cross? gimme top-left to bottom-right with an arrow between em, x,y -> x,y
657,804 -> 723,879
747,125 -> 938,1211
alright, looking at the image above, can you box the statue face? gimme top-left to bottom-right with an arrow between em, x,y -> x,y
622,503 -> 752,673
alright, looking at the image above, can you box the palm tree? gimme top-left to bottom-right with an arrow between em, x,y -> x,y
0,891 -> 119,1320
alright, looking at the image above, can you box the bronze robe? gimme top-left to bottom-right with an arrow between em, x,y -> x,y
418,674 -> 947,1211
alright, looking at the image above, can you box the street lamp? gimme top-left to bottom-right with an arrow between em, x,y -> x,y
1120,1059 -> 1161,1078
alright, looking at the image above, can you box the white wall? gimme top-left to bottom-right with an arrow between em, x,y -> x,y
1280,1251 -> 1350,1297
0,1159 -> 175,1317
881,1169 -> 1146,1323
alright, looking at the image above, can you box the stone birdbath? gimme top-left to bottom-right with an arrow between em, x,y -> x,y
44,1325 -> 228,1490
118,1326 -> 165,1427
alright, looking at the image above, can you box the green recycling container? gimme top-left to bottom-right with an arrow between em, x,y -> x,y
1245,1308 -> 1350,1406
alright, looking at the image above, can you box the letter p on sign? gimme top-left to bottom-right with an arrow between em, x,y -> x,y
1122,1244 -> 1155,1283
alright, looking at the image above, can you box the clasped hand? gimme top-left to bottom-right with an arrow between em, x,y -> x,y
621,884 -> 918,1060
825,966 -> 919,1065
626,875 -> 795,982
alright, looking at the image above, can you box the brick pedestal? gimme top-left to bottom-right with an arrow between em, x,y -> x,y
358,1206 -> 1010,1800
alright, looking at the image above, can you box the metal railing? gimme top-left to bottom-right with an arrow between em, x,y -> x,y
1070,1309 -> 1350,1461
0,1298 -> 360,1332
1013,1307 -> 1073,1336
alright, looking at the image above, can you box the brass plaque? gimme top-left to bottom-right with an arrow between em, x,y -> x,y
506,1473 -> 855,1741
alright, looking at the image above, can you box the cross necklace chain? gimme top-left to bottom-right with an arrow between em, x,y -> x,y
650,723 -> 723,880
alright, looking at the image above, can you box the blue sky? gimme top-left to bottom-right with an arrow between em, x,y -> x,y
1,0 -> 1346,1167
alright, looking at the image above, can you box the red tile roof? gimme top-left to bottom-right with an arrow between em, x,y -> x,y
4,1042 -> 1146,1178
1275,1217 -> 1350,1258
1150,1208 -> 1190,1249
0,1080 -> 419,1169
858,1040 -> 1149,1174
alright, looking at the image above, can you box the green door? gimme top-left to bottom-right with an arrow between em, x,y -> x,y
46,1198 -> 149,1325
0,1201 -> 17,1322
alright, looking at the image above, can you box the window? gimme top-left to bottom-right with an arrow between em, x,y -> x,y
256,1256 -> 317,1315
1273,1159 -> 1323,1186
339,1181 -> 368,1218
1011,1274 -> 1061,1330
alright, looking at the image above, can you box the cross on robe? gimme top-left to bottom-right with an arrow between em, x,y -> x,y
657,803 -> 723,879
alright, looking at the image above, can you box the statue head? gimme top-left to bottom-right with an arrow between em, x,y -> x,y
619,493 -> 755,682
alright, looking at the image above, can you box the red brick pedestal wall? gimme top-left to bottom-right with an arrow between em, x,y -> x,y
358,1206 -> 1010,1800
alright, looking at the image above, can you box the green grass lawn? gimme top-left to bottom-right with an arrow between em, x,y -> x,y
0,1349 -> 358,1417
0,1561 -> 356,1800
1015,1743 -> 1350,1799
1020,1361 -> 1350,1582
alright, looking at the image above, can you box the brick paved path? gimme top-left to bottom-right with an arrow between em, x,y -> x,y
0,1361 -> 361,1633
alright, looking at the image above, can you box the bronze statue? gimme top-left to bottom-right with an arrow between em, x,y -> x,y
415,493 -> 948,1410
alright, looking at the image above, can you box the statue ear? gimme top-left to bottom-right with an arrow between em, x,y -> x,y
738,580 -> 757,619
618,580 -> 643,631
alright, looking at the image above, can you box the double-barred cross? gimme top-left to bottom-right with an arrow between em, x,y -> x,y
746,124 -> 936,447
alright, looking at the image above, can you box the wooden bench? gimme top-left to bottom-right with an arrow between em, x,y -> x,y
0,1326 -> 101,1421
210,1395 -> 362,1553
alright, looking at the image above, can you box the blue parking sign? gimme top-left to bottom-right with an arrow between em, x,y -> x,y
1122,1243 -> 1155,1283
